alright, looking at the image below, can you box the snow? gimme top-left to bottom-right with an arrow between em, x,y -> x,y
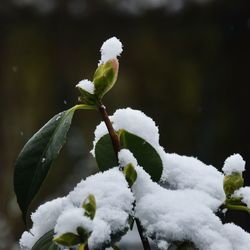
118,149 -> 138,167
161,153 -> 225,202
223,223 -> 250,250
20,197 -> 71,249
69,168 -> 134,249
88,218 -> 111,249
222,154 -> 245,175
234,187 -> 250,208
76,79 -> 95,94
20,168 -> 134,250
99,37 -> 123,65
69,168 -> 134,212
54,208 -> 93,237
133,166 -> 250,250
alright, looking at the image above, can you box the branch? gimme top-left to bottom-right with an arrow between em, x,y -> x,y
98,101 -> 151,250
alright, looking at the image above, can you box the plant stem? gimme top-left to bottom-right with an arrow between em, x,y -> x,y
97,101 -> 151,250
135,218 -> 151,250
98,102 -> 121,162
225,204 -> 250,214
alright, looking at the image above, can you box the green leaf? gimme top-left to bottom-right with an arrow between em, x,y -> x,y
123,164 -> 137,187
95,130 -> 163,182
95,134 -> 118,171
54,232 -> 81,246
120,130 -> 162,182
32,230 -> 59,250
14,105 -> 91,223
82,194 -> 96,220
76,227 -> 91,243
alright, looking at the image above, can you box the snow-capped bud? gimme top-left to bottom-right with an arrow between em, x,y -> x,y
222,154 -> 245,176
223,172 -> 244,197
76,79 -> 97,105
93,58 -> 119,100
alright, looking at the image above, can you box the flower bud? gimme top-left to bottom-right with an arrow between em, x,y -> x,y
93,59 -> 119,100
223,172 -> 244,196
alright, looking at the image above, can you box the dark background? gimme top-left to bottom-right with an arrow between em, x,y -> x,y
0,0 -> 250,249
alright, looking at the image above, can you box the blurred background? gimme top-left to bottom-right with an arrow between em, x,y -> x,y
1,0 -> 250,249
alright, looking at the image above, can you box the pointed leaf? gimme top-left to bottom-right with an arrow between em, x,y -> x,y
54,232 -> 81,246
95,130 -> 163,182
14,107 -> 78,222
32,230 -> 59,250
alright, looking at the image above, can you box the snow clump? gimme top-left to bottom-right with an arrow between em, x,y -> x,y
55,207 -> 93,237
99,37 -> 123,65
234,187 -> 250,209
20,168 -> 134,250
118,149 -> 138,167
133,166 -> 250,249
76,79 -> 95,94
222,153 -> 246,175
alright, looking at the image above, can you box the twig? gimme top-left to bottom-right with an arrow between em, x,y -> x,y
135,218 -> 151,250
98,102 -> 120,162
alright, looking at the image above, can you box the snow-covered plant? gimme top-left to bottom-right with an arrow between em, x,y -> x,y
14,37 -> 250,250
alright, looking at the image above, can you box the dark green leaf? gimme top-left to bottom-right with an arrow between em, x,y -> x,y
32,230 -> 59,250
82,194 -> 96,220
95,130 -> 163,182
123,163 -> 137,187
14,108 -> 76,223
95,134 -> 118,171
120,130 -> 162,182
54,232 -> 81,246
76,227 -> 91,243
